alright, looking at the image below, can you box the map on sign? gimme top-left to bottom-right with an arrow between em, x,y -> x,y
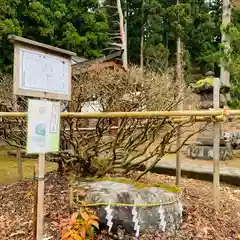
19,48 -> 69,95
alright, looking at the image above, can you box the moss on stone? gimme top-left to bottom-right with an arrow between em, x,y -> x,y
195,77 -> 214,88
83,177 -> 180,193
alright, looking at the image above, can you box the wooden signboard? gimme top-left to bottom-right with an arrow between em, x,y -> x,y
9,35 -> 76,240
9,35 -> 76,101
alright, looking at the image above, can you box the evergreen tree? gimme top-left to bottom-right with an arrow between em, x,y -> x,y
0,0 -> 109,72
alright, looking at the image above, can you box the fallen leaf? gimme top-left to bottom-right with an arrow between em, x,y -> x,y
9,231 -> 25,237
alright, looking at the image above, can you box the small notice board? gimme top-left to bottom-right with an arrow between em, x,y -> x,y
9,35 -> 76,101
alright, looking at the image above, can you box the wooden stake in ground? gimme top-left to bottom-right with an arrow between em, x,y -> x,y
36,153 -> 45,240
16,147 -> 23,180
13,95 -> 23,180
213,78 -> 221,210
33,164 -> 38,240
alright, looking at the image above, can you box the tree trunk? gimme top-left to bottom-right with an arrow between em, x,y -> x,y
221,0 -> 231,100
176,0 -> 183,186
140,0 -> 144,72
117,0 -> 128,69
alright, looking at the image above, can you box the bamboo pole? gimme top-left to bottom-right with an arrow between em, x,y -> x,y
60,110 -> 240,117
0,115 -> 226,137
0,115 -> 226,124
0,108 -> 240,119
0,109 -> 239,118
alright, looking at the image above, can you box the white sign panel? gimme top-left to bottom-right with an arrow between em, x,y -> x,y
20,48 -> 69,94
27,99 -> 61,154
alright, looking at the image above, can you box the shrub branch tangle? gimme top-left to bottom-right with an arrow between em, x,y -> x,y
0,68 -> 207,180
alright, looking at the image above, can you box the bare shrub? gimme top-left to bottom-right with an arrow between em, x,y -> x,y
0,68 -> 206,179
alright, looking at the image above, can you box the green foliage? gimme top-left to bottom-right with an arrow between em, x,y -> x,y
125,0 -> 240,108
126,0 -> 221,74
0,0 -> 109,72
2,0 -> 240,107
0,0 -> 22,71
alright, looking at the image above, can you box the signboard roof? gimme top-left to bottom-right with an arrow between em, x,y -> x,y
8,35 -> 76,57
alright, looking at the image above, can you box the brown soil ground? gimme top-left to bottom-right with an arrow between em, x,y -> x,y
0,171 -> 239,240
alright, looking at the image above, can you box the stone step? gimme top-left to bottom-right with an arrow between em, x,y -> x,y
151,160 -> 240,186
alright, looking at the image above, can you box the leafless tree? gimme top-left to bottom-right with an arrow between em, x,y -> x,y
0,68 -> 207,180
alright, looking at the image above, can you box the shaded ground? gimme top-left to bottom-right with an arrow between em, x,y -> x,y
0,171 -> 239,240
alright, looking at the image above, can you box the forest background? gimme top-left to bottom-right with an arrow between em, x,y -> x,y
1,0 -> 240,106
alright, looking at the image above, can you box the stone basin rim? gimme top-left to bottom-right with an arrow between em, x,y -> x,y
71,178 -> 182,208
72,177 -> 181,192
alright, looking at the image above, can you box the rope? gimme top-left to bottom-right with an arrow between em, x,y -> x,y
222,107 -> 230,123
72,188 -> 182,208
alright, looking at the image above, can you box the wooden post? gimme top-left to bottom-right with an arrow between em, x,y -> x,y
213,78 -> 221,210
176,0 -> 183,186
33,164 -> 38,240
36,153 -> 45,240
69,186 -> 74,214
13,95 -> 23,180
16,147 -> 23,180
